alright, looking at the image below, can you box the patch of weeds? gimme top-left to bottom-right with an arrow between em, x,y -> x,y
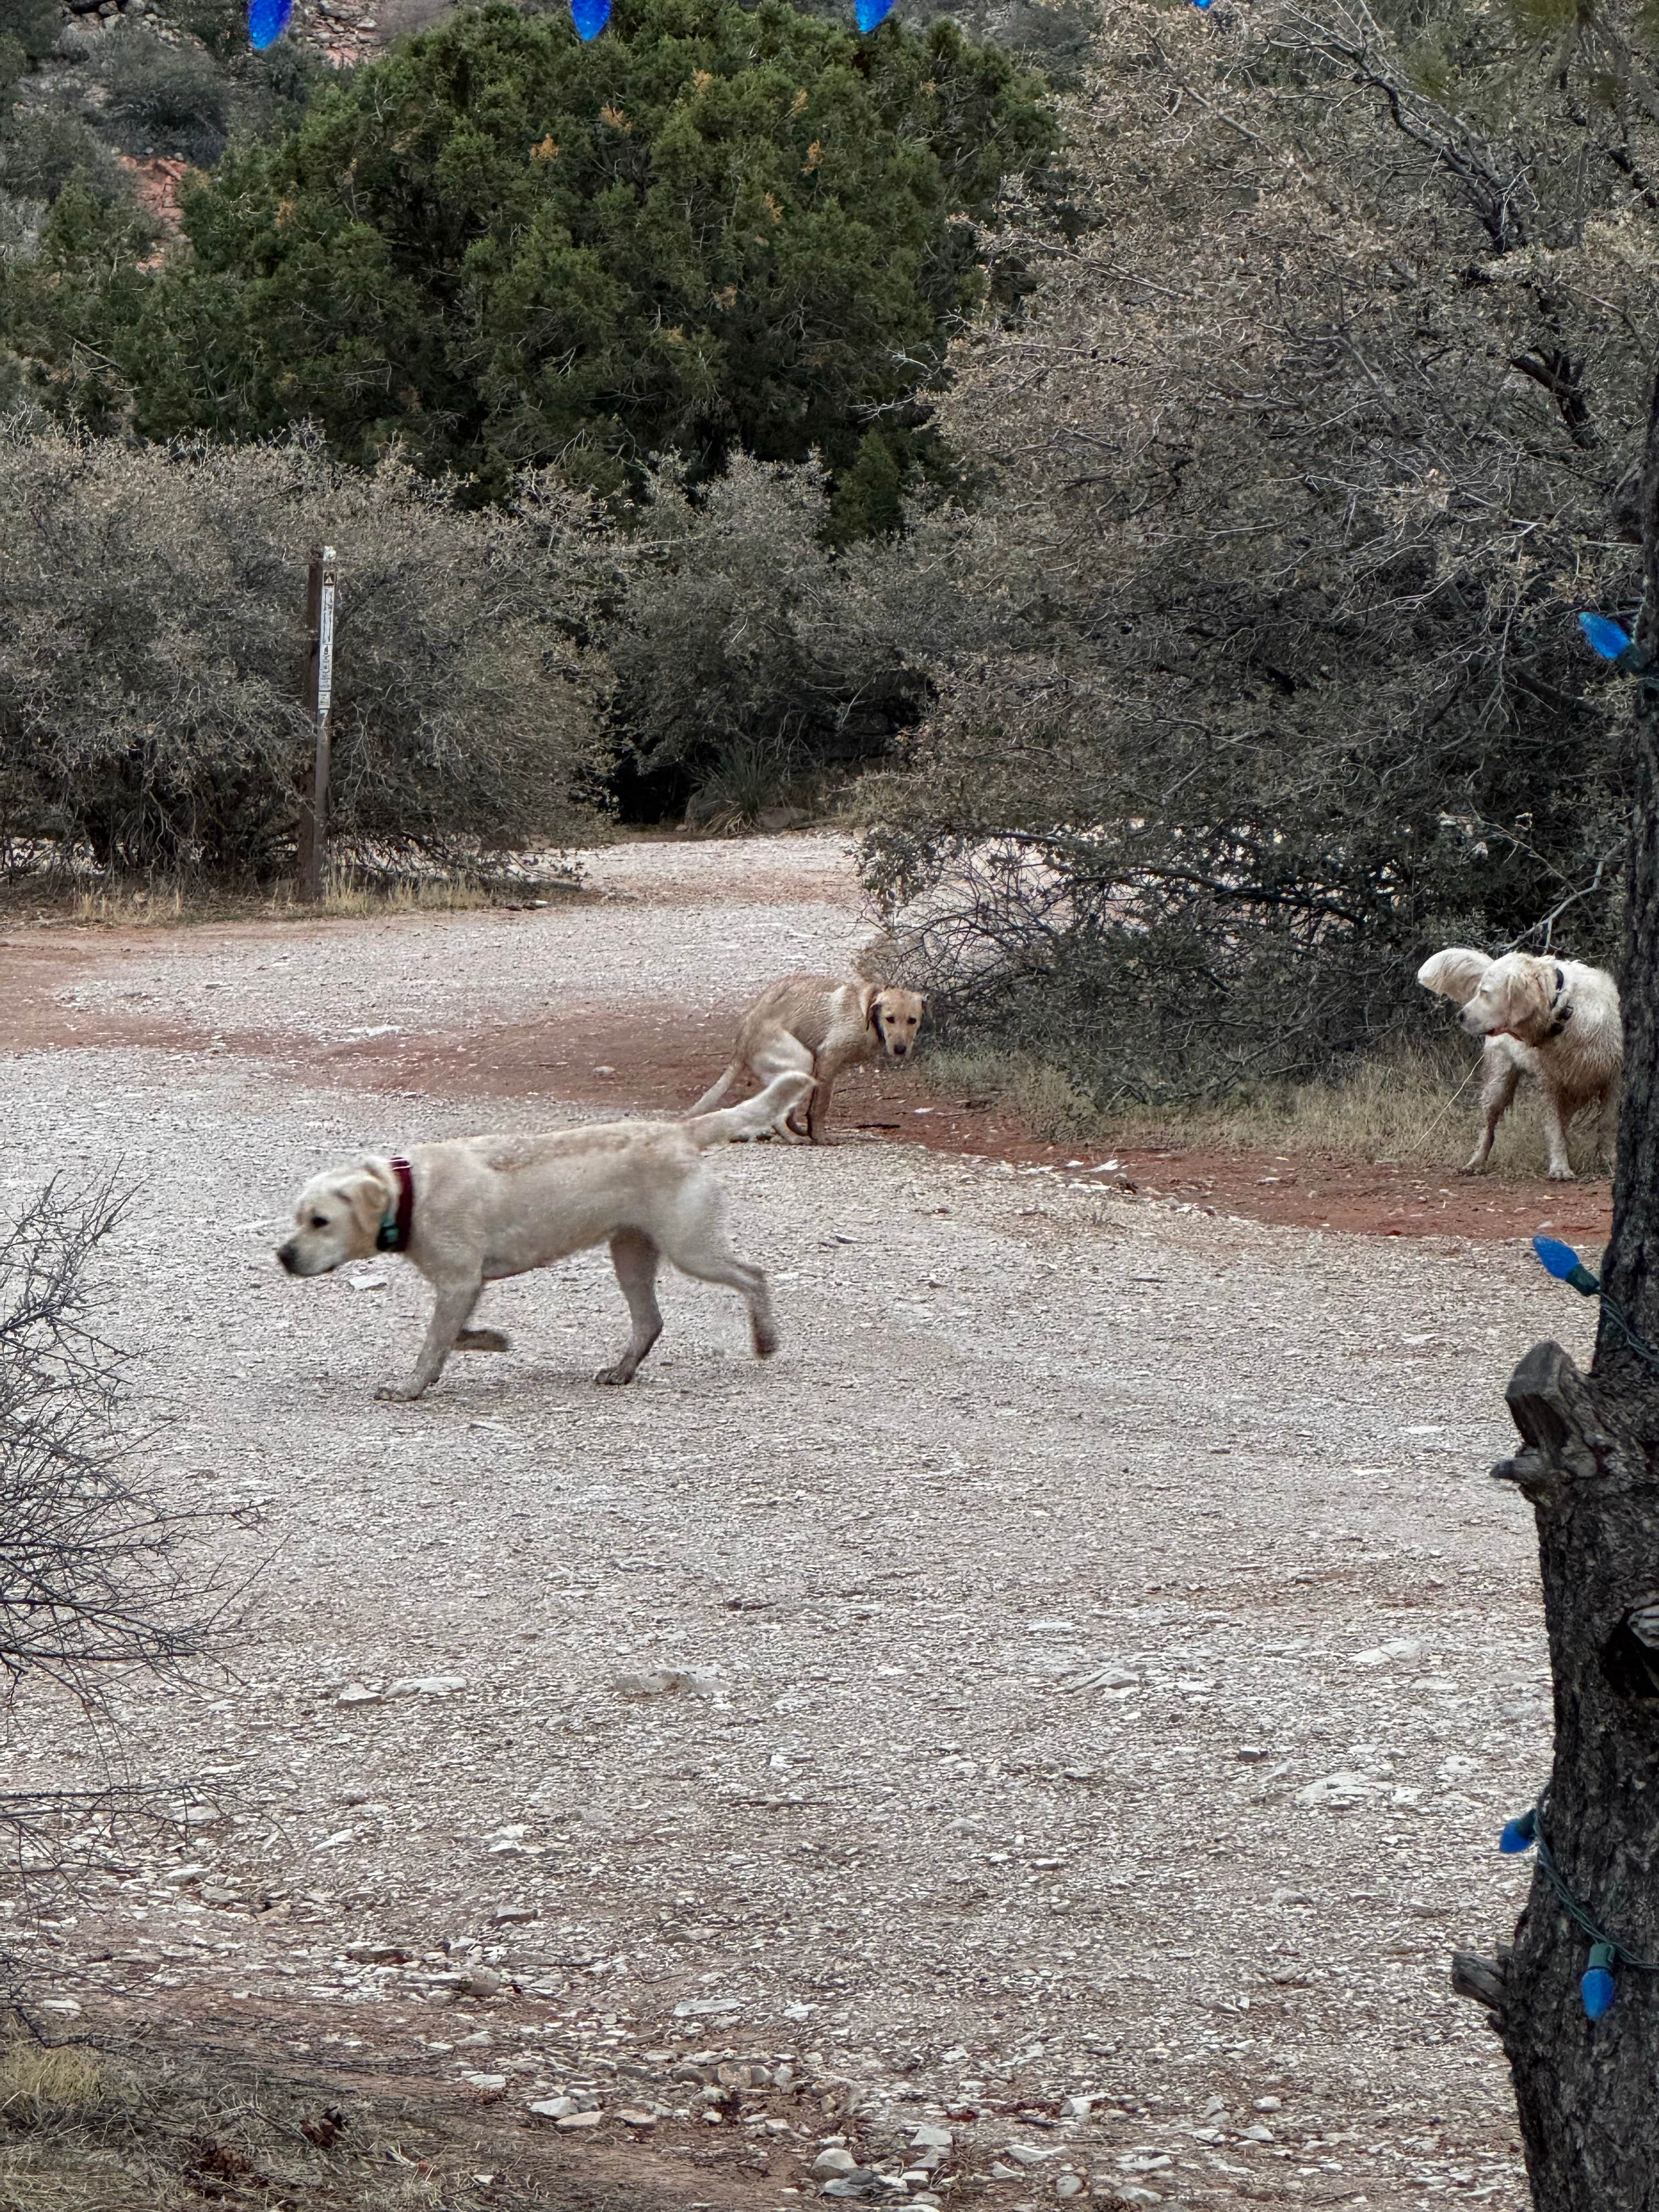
922,1037 -> 1594,1180
923,1045 -> 1102,1145
0,2035 -> 459,2209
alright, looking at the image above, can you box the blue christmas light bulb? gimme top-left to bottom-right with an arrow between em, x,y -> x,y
248,0 -> 292,47
571,0 -> 610,38
1582,1944 -> 1617,2021
1532,1235 -> 1581,1280
1531,1236 -> 1601,1296
1579,613 -> 1634,662
1499,1809 -> 1538,1854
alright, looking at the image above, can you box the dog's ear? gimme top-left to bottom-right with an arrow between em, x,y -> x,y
1417,947 -> 1491,1006
341,1163 -> 394,1250
866,988 -> 885,1031
1504,958 -> 1554,1030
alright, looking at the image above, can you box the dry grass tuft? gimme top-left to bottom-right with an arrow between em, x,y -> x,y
926,1047 -> 1101,1144
0,2036 -> 476,2209
312,871 -> 498,918
67,882 -> 190,928
0,2039 -> 105,2125
43,864 -> 581,930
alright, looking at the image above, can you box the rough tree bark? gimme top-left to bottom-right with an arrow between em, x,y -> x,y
1453,371 -> 1659,2204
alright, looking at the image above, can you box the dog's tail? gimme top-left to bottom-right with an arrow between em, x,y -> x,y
686,1071 -> 812,1150
688,1061 -> 743,1117
1417,946 -> 1491,1007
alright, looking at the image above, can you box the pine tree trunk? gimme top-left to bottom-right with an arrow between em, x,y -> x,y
1462,373 -> 1659,2204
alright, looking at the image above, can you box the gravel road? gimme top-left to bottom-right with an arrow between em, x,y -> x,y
0,836 -> 1571,2210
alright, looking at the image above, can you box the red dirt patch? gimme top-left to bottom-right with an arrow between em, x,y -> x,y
121,155 -> 193,223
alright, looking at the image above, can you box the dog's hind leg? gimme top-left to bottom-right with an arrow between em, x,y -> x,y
449,1286 -> 509,1355
657,1188 -> 777,1359
596,1229 -> 664,1386
1462,1048 -> 1520,1175
749,1034 -> 815,1143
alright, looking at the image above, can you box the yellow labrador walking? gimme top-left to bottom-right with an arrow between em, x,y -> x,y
277,1073 -> 810,1400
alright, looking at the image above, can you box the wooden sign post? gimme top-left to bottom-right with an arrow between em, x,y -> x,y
296,543 -> 337,904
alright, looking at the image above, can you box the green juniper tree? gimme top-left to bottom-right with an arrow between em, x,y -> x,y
88,0 -> 1058,505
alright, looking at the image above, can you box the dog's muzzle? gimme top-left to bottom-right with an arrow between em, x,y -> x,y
276,1243 -> 300,1274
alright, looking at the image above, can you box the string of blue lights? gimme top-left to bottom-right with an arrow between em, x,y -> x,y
1500,1800 -> 1658,2019
248,0 -> 900,44
1531,1235 -> 1659,1374
1516,1240 -> 1659,2018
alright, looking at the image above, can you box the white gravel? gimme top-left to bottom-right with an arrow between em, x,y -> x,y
0,836 -> 1567,2210
56,833 -> 866,1048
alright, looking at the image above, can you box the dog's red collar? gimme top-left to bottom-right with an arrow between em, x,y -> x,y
376,1157 -> 415,1252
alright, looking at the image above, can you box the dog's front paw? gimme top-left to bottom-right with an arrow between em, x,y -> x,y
456,1328 -> 510,1353
1457,1159 -> 1487,1177
375,1380 -> 426,1402
594,1363 -> 635,1387
1547,1165 -> 1578,1183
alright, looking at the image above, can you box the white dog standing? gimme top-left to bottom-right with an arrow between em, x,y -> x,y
1417,946 -> 1622,1181
276,1072 -> 810,1400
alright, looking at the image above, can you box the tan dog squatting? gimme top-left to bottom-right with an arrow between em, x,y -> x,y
690,973 -> 926,1144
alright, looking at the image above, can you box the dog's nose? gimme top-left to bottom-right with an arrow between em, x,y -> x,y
892,1043 -> 909,1058
276,1244 -> 298,1274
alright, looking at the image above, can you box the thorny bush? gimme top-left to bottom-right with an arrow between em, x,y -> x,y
0,1172 -> 240,1898
0,1173 -> 223,1704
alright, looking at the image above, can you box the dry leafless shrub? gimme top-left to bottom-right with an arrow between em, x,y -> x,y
0,1175 -> 224,1703
0,1173 -> 235,1896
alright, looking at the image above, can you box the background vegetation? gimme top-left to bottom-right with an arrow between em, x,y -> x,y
4,0 -> 1060,514
0,430 -> 604,874
1,0 -> 1654,1120
601,454 -> 984,816
860,0 -> 1656,1104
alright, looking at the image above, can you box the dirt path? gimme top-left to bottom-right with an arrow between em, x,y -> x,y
2,832 -> 1612,1249
0,836 -> 1570,2210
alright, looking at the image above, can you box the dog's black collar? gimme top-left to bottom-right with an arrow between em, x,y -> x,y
376,1157 -> 415,1251
1547,964 -> 1574,1040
